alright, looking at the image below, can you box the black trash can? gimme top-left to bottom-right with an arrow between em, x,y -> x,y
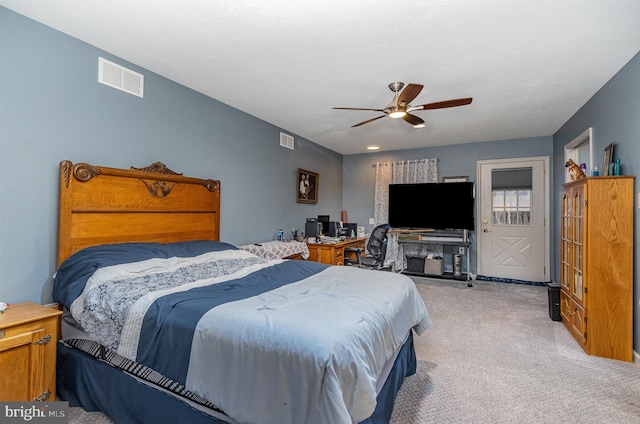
547,282 -> 561,321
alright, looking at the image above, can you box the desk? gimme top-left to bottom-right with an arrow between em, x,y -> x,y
306,237 -> 366,266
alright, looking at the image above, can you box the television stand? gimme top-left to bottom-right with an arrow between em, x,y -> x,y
396,229 -> 473,287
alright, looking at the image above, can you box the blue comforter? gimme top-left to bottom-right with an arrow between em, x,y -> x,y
54,241 -> 430,424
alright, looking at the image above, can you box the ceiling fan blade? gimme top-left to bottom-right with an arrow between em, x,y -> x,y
352,115 -> 386,127
416,97 -> 473,110
402,114 -> 425,126
333,107 -> 385,112
397,84 -> 424,106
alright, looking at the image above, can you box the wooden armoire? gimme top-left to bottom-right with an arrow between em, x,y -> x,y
560,176 -> 634,362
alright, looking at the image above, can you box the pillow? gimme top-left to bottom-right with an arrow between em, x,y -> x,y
53,240 -> 237,309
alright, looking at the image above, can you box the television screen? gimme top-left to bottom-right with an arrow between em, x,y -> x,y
388,182 -> 475,230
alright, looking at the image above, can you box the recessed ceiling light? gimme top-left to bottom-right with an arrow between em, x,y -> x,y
366,145 -> 380,151
413,123 -> 425,128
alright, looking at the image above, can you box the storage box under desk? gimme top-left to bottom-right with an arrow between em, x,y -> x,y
424,258 -> 444,275
406,255 -> 425,273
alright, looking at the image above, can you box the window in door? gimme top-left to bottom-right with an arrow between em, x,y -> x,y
491,168 -> 532,226
492,189 -> 531,225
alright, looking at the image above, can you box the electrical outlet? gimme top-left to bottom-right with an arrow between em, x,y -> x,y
369,218 -> 375,225
458,247 -> 465,255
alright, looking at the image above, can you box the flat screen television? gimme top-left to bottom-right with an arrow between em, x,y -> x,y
388,182 -> 475,230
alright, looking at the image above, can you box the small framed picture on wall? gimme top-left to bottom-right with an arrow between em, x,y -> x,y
297,168 -> 318,204
602,143 -> 614,176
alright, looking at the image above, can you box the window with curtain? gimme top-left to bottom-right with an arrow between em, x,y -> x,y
492,189 -> 531,225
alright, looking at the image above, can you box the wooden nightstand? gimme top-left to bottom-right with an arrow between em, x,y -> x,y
0,302 -> 62,401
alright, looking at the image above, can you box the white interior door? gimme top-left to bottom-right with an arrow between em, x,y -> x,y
477,157 -> 549,282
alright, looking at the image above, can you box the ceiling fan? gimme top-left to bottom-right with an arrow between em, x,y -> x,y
333,82 -> 472,128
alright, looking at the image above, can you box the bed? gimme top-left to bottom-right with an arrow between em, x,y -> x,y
53,160 -> 431,424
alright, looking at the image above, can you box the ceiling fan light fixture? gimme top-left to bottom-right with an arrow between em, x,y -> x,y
333,82 -> 472,129
388,110 -> 406,119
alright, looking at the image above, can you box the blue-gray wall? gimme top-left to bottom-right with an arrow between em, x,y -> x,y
2,6 -> 639,355
553,51 -> 640,353
0,7 -> 343,304
343,136 -> 554,275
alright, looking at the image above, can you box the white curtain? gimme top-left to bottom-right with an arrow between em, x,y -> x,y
373,158 -> 439,270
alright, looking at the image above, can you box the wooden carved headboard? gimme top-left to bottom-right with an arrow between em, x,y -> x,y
57,160 -> 221,267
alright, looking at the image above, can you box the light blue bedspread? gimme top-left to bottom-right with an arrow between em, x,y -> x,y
55,241 -> 431,424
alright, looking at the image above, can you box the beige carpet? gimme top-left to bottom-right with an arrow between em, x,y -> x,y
68,277 -> 640,423
390,277 -> 640,423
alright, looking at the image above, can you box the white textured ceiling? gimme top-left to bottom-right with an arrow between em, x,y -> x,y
2,0 -> 640,155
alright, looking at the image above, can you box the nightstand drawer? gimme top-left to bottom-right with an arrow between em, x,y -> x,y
0,329 -> 41,352
0,319 -> 47,346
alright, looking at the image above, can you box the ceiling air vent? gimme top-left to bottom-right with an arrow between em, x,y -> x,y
98,57 -> 144,98
280,132 -> 294,150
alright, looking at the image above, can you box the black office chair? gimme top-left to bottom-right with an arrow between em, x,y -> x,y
345,223 -> 391,270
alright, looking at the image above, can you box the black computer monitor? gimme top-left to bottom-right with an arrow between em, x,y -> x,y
327,222 -> 340,237
345,223 -> 358,238
317,215 -> 330,234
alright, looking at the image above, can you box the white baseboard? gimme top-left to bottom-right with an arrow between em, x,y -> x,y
633,350 -> 640,366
